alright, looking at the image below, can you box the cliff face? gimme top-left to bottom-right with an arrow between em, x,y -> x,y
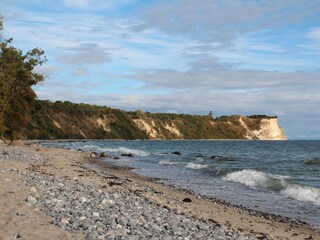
239,117 -> 287,140
27,101 -> 287,140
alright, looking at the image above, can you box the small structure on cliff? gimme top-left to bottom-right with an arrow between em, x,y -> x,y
208,111 -> 214,119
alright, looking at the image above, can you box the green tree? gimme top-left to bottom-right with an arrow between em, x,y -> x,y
0,17 -> 47,139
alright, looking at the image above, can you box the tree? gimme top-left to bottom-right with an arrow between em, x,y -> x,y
0,17 -> 47,139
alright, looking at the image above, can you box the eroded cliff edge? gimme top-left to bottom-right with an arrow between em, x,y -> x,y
27,100 -> 287,140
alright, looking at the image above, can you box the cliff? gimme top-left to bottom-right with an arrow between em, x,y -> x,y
26,100 -> 287,140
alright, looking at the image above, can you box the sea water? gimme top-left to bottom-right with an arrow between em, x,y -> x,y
41,140 -> 320,229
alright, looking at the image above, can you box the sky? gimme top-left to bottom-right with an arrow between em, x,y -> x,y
1,0 -> 320,139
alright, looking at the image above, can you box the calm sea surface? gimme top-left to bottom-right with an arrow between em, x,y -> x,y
41,140 -> 320,229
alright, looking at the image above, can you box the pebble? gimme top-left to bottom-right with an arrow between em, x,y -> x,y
60,218 -> 69,224
13,233 -> 22,239
1,145 -> 262,240
26,196 -> 37,205
92,212 -> 100,218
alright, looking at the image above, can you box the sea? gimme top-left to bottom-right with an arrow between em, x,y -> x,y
41,140 -> 320,229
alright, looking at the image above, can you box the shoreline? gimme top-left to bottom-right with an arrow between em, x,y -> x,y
25,138 -> 289,144
85,157 -> 319,238
1,143 -> 319,239
88,157 -> 309,227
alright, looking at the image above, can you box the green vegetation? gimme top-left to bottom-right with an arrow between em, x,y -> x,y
27,100 -> 149,140
247,115 -> 277,119
26,100 -> 268,140
0,16 -> 46,139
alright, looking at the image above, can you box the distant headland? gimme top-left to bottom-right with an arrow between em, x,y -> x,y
24,100 -> 287,140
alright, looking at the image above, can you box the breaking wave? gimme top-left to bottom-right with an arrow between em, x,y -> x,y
281,186 -> 320,205
185,162 -> 207,170
158,160 -> 180,166
103,147 -> 150,157
223,169 -> 320,205
79,145 -> 150,157
195,157 -> 204,162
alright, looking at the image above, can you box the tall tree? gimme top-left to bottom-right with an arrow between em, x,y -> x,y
0,16 -> 46,139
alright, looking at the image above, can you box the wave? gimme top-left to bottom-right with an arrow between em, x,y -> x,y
158,160 -> 180,166
303,157 -> 320,165
223,169 -> 320,205
185,162 -> 207,170
281,186 -> 320,206
222,169 -> 284,189
79,146 -> 150,157
103,147 -> 150,157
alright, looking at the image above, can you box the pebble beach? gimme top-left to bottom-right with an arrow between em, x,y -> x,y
0,142 -> 319,240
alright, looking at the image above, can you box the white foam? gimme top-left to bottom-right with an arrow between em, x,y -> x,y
223,169 -> 271,188
185,162 -> 207,169
195,157 -> 204,162
99,147 -> 150,157
80,145 -> 99,150
281,186 -> 320,206
158,160 -> 180,166
224,169 -> 320,206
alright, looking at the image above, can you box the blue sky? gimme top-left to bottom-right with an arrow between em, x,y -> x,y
1,0 -> 320,139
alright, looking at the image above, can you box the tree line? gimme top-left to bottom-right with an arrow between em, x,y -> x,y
0,16 -> 46,139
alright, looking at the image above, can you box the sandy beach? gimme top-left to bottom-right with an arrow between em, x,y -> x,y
0,142 -> 319,240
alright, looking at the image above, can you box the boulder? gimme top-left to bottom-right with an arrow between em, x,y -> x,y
29,144 -> 40,151
121,153 -> 134,157
10,140 -> 24,147
100,152 -> 112,158
171,151 -> 181,156
183,198 -> 192,203
211,155 -> 234,162
113,157 -> 120,160
211,155 -> 224,160
83,150 -> 96,158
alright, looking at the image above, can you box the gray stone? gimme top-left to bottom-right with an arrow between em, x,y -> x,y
60,218 -> 69,224
26,196 -> 37,205
13,233 -> 22,239
85,232 -> 98,240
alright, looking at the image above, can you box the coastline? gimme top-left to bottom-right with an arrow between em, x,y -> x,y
0,143 -> 318,239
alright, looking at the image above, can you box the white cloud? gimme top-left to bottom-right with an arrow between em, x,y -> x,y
140,0 -> 320,44
132,57 -> 320,91
307,27 -> 320,40
56,43 -> 111,65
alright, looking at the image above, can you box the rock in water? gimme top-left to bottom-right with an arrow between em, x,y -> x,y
100,152 -> 112,158
171,151 -> 181,156
211,155 -> 224,160
121,153 -> 134,157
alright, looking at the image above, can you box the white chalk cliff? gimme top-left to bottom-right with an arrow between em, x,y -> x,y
240,117 -> 287,140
